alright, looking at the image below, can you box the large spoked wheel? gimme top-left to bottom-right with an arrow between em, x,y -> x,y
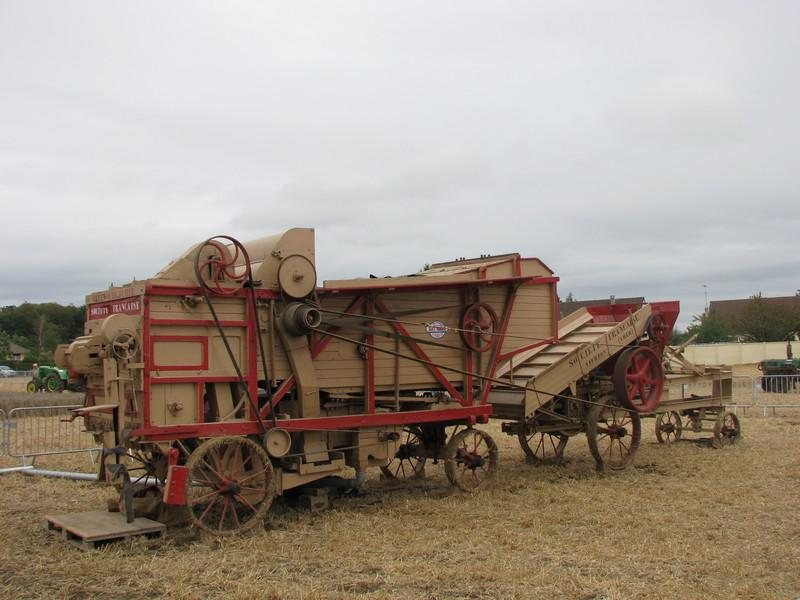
381,426 -> 426,480
185,436 -> 275,536
444,428 -> 498,491
587,400 -> 641,472
655,411 -> 683,444
613,346 -> 664,413
712,412 -> 741,448
195,237 -> 248,296
518,428 -> 568,465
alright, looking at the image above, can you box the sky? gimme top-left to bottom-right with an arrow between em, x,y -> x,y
1,1 -> 798,328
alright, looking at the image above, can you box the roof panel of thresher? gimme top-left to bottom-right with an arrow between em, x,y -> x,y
321,254 -> 555,292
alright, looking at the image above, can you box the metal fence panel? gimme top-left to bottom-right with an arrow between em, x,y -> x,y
0,409 -> 6,457
756,375 -> 800,415
5,405 -> 100,463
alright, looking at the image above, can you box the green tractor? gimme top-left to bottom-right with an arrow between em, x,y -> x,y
26,365 -> 68,393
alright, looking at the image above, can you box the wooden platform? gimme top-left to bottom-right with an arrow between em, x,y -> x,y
45,510 -> 166,550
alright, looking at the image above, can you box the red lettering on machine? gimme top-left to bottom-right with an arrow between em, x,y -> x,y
87,297 -> 141,320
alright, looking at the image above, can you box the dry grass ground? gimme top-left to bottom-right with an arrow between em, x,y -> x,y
1,406 -> 799,599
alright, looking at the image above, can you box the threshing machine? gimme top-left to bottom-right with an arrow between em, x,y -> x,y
55,228 -> 737,535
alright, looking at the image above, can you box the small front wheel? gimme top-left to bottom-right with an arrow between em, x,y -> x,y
26,380 -> 38,393
712,412 -> 741,448
380,426 -> 426,480
444,428 -> 498,491
655,411 -> 682,444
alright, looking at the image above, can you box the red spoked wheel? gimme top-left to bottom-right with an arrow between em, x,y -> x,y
613,346 -> 665,413
460,303 -> 499,353
196,237 -> 248,296
184,437 -> 275,536
647,313 -> 670,346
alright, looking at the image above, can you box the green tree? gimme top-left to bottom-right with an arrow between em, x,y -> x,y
0,330 -> 10,360
736,294 -> 800,342
686,311 -> 732,344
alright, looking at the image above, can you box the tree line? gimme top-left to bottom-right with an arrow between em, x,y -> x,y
0,303 -> 86,367
671,293 -> 800,345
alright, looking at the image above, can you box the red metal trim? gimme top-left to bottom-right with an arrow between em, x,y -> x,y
151,335 -> 209,371
131,404 -> 493,441
145,282 -> 281,300
246,291 -> 258,421
373,298 -> 464,404
143,298 -> 152,427
365,298 -> 375,414
151,376 -> 240,384
465,352 -> 473,406
551,281 -> 560,339
496,337 -> 558,362
481,287 -> 517,404
150,318 -> 248,328
319,275 -> 541,296
522,277 -> 560,286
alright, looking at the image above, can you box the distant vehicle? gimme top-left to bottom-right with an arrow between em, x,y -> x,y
0,365 -> 15,377
26,365 -> 68,392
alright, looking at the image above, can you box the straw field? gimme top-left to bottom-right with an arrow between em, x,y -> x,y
1,399 -> 798,600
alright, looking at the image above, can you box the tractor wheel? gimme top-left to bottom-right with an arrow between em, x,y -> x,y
44,374 -> 64,393
586,398 -> 641,472
26,380 -> 38,393
184,436 -> 275,536
444,428 -> 498,492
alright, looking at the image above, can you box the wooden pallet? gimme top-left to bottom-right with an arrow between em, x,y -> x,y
45,510 -> 166,550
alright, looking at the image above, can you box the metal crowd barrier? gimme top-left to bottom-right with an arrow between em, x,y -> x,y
1,404 -> 100,467
0,409 -> 5,457
756,374 -> 800,415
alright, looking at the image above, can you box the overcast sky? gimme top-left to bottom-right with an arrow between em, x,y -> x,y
1,2 -> 798,328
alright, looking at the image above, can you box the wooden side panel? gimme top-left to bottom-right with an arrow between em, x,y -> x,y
501,284 -> 556,354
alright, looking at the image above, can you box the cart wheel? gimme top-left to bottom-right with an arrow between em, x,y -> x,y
712,412 -> 741,448
26,380 -> 38,393
613,346 -> 664,413
381,426 -> 426,480
655,411 -> 683,444
444,428 -> 498,491
185,436 -> 275,535
586,399 -> 641,472
518,429 -> 568,465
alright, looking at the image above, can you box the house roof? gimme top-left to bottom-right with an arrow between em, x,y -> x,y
709,295 -> 800,323
558,297 -> 645,319
8,341 -> 29,354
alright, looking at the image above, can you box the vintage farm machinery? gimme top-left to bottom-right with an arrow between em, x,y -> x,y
53,228 -> 734,536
